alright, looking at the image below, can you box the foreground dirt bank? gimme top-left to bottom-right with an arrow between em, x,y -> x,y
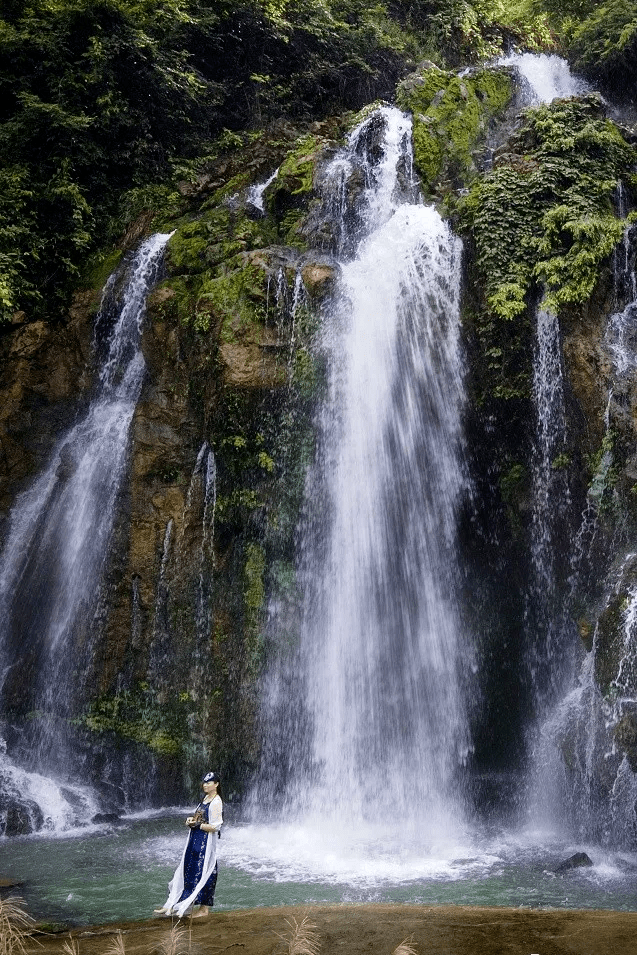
33,904 -> 637,955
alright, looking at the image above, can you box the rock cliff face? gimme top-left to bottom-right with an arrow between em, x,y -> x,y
0,296 -> 95,524
3,61 -> 637,841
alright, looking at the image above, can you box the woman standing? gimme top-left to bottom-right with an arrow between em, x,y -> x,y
154,771 -> 223,919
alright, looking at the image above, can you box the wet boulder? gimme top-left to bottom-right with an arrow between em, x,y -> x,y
91,812 -> 122,825
0,796 -> 44,836
555,852 -> 594,872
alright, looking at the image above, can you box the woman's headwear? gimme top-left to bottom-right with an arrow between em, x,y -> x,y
202,771 -> 219,783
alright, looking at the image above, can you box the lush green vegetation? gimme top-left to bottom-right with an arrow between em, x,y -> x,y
528,0 -> 637,96
0,0 -> 563,326
0,0 -> 633,324
460,96 -> 635,401
396,64 -> 512,194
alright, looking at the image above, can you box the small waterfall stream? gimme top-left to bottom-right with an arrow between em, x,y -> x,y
527,307 -> 570,695
0,232 -> 172,831
499,52 -> 590,104
534,205 -> 637,843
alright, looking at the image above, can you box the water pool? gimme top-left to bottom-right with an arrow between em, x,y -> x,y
2,813 -> 637,926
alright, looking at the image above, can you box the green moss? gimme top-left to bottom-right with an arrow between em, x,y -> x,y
552,452 -> 571,470
216,489 -> 262,518
201,262 -> 267,340
166,220 -> 209,274
291,346 -> 319,399
396,66 -> 513,191
244,542 -> 266,617
460,96 -> 635,403
81,247 -> 122,292
276,133 -> 328,196
266,133 -> 330,247
79,684 -> 191,757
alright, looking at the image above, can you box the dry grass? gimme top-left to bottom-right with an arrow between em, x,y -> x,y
60,937 -> 79,955
155,924 -> 190,955
392,937 -> 418,955
275,916 -> 321,955
103,931 -> 126,955
0,896 -> 35,955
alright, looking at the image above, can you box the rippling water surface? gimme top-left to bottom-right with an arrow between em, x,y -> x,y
2,814 -> 637,926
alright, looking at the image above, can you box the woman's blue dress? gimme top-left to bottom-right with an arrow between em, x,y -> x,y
177,802 -> 218,906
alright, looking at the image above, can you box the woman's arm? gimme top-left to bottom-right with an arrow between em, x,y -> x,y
200,796 -> 223,833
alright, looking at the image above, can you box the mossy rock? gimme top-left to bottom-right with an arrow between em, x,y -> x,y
267,133 -> 333,233
396,64 -> 513,194
460,95 -> 635,408
80,248 -> 123,292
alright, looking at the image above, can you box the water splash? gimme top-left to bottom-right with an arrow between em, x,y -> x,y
247,168 -> 279,212
0,737 -> 100,836
499,53 -> 590,104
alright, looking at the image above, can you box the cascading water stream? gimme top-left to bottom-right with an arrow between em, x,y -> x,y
534,191 -> 637,843
257,107 -> 471,865
525,307 -> 572,712
192,444 -> 217,654
0,232 -> 172,830
498,52 -> 590,104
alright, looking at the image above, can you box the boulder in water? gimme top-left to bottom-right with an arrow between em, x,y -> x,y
91,812 -> 122,824
555,852 -> 594,872
1,797 -> 44,836
0,877 -> 24,889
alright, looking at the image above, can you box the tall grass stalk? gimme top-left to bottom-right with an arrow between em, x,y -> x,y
276,916 -> 321,955
103,930 -> 127,955
0,897 -> 34,955
61,936 -> 79,955
156,923 -> 189,955
392,937 -> 418,955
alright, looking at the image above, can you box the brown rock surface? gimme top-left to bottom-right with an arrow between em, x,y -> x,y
34,904 -> 637,955
0,292 -> 95,520
219,339 -> 287,389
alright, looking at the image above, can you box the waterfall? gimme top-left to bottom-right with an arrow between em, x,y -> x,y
147,518 -> 175,685
535,558 -> 637,845
526,308 -> 573,710
0,232 -> 172,830
195,445 -> 217,654
261,107 -> 470,850
247,168 -> 279,212
532,177 -> 637,843
498,53 -> 589,104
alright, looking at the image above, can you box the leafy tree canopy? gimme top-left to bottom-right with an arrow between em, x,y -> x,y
0,0 -> 583,324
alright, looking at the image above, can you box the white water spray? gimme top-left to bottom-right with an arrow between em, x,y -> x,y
499,53 -> 590,104
262,108 -> 471,858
